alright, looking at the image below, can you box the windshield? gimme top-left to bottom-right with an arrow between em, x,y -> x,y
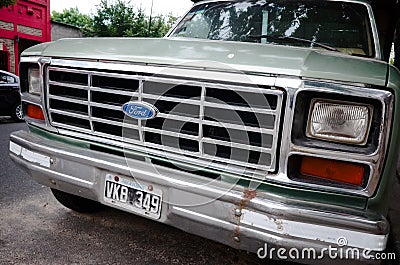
170,0 -> 375,57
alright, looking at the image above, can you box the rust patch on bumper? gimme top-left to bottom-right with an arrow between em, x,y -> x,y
233,188 -> 257,243
243,189 -> 257,200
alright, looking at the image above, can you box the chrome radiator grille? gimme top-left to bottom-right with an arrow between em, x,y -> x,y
46,66 -> 284,173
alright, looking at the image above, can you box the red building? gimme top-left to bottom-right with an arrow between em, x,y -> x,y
0,0 -> 51,75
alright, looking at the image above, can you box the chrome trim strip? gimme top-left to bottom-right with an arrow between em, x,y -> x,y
49,59 -> 278,87
36,57 -> 54,129
203,83 -> 283,95
362,0 -> 382,59
20,56 -> 42,63
88,72 -> 94,132
198,84 -> 206,155
137,79 -> 145,143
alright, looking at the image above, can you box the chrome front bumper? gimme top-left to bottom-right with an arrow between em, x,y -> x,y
9,130 -> 389,261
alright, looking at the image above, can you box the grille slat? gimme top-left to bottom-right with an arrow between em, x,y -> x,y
49,80 -> 88,90
156,112 -> 199,123
91,107 -> 125,123
91,102 -> 122,111
142,94 -> 201,105
52,121 -> 91,131
91,86 -> 138,97
47,66 -> 284,173
203,101 -> 276,115
49,70 -> 88,86
92,75 -> 139,91
92,91 -> 133,106
49,84 -> 88,99
49,95 -> 88,105
91,117 -> 138,130
202,151 -> 271,169
143,82 -> 202,99
145,99 -> 200,118
202,138 -> 271,153
206,87 -> 278,109
144,127 -> 199,141
49,108 -> 89,120
202,119 -> 275,134
144,118 -> 199,137
204,107 -> 275,128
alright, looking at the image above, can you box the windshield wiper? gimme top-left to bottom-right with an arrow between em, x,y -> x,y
248,34 -> 340,52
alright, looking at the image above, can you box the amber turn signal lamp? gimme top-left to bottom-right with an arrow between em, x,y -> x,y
27,104 -> 45,120
300,156 -> 364,186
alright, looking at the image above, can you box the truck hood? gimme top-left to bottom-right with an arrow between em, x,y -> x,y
24,38 -> 388,86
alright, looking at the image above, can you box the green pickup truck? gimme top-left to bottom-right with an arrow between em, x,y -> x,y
9,0 -> 400,263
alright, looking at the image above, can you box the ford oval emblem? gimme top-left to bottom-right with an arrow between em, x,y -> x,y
122,101 -> 158,120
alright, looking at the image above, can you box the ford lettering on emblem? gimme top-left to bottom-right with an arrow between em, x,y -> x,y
122,101 -> 158,120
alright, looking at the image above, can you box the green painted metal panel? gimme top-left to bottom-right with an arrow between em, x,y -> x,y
22,38 -> 388,86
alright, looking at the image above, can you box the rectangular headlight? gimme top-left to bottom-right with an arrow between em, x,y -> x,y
306,99 -> 373,145
28,68 -> 41,95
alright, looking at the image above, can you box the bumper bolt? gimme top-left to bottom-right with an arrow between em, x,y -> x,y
50,158 -> 55,165
148,185 -> 153,191
233,236 -> 240,242
234,209 -> 242,217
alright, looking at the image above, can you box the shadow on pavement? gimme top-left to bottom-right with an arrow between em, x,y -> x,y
0,116 -> 22,124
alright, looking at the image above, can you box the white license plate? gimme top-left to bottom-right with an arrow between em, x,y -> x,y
104,174 -> 162,219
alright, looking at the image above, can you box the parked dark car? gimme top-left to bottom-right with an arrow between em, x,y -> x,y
0,70 -> 23,121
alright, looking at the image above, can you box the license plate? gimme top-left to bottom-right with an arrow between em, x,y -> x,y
104,174 -> 162,219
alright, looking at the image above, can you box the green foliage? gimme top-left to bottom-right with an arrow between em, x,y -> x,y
148,14 -> 178,37
51,0 -> 178,38
52,8 -> 94,37
92,0 -> 136,37
92,0 -> 178,37
0,0 -> 17,8
124,7 -> 148,37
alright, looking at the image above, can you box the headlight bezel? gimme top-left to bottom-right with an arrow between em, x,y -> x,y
291,90 -> 383,155
287,83 -> 392,197
19,58 -> 52,128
